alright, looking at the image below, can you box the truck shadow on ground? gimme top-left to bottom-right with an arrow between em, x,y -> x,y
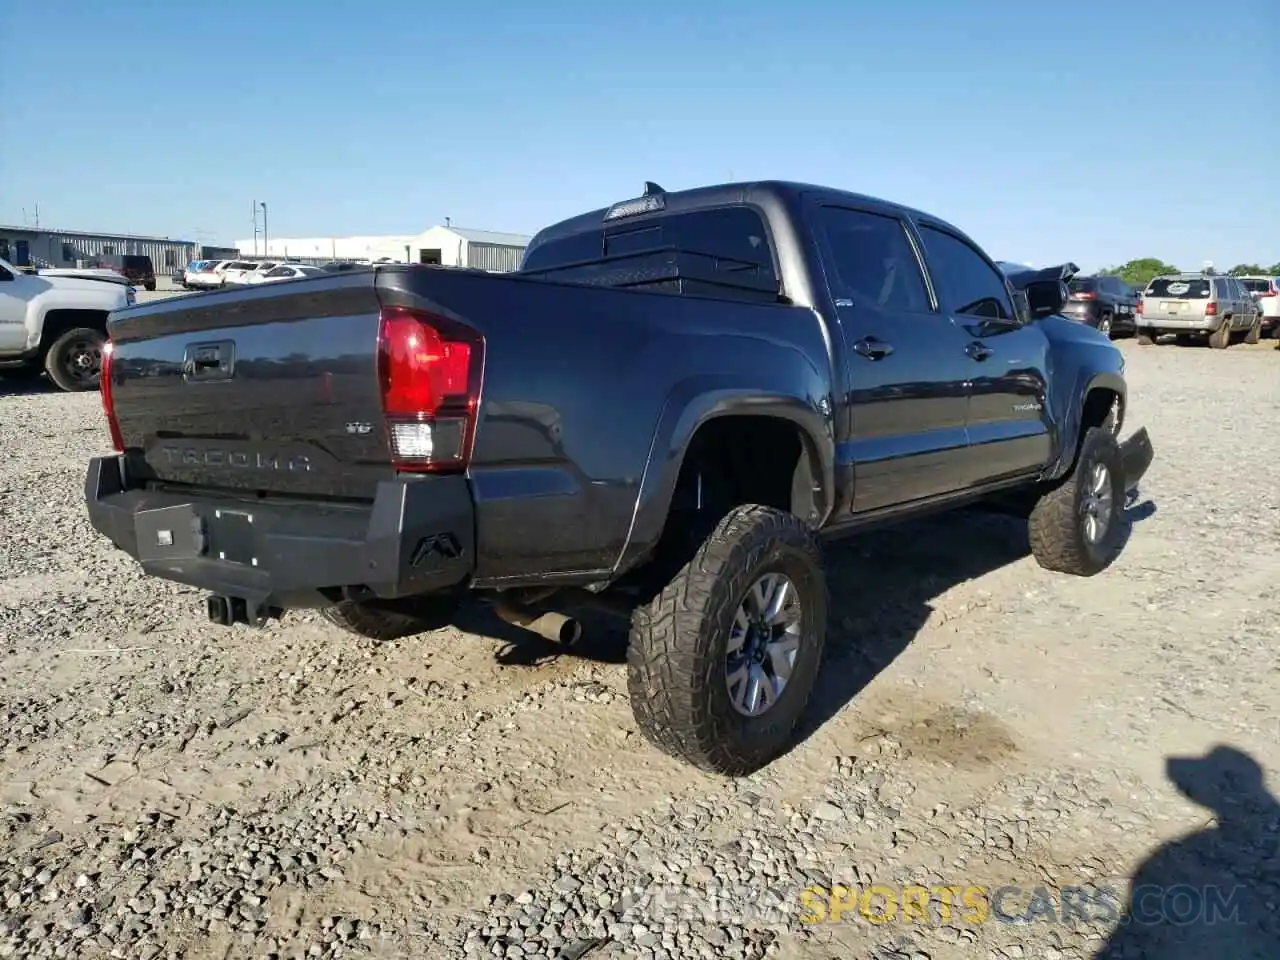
1093,744 -> 1280,959
464,494 -> 1156,715
0,374 -> 54,397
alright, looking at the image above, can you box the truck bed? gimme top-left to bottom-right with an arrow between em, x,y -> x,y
103,264 -> 829,582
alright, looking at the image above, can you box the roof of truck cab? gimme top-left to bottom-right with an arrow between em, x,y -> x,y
525,179 -> 970,254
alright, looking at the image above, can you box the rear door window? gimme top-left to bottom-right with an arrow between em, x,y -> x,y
1239,278 -> 1269,294
1147,278 -> 1210,299
813,206 -> 931,313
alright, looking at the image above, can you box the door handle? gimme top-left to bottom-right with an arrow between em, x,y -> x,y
853,337 -> 894,360
965,341 -> 994,361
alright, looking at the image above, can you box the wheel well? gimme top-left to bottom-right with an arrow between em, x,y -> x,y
674,415 -> 813,521
1081,387 -> 1122,437
40,310 -> 109,350
622,415 -> 816,592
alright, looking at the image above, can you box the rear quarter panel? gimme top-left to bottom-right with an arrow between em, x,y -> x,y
380,268 -> 834,584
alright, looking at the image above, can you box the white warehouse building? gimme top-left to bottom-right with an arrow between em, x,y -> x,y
235,224 -> 532,273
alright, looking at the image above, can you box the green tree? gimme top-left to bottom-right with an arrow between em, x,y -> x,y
1269,263 -> 1280,276
1099,258 -> 1179,289
1229,264 -> 1267,276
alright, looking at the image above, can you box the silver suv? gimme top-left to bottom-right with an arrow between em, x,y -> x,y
1137,273 -> 1262,348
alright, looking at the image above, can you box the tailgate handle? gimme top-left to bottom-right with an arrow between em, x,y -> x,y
183,340 -> 235,382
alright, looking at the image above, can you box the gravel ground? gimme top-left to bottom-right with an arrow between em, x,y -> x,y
1,339 -> 1278,960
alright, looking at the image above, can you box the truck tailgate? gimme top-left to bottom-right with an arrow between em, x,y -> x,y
106,273 -> 394,500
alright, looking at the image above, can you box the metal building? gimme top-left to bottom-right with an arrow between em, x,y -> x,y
0,224 -> 198,272
411,226 -> 531,272
235,224 -> 531,273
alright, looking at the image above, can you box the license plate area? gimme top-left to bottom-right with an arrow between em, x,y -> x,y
208,509 -> 257,566
135,504 -> 207,562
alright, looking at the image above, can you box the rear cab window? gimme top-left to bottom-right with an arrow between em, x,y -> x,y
520,206 -> 781,303
1146,277 -> 1210,299
1068,278 -> 1098,294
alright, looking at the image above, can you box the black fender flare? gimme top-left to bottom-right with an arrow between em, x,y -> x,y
611,375 -> 835,576
1043,369 -> 1126,481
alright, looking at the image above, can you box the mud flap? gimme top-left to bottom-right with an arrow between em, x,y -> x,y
1118,427 -> 1154,492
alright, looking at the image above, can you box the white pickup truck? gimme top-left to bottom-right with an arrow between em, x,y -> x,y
0,257 -> 135,391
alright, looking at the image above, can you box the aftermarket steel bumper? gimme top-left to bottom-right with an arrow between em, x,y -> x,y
84,455 -> 475,616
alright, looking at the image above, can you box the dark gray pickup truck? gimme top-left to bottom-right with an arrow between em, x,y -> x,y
86,180 -> 1154,775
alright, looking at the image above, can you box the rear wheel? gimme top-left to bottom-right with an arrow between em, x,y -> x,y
1208,318 -> 1232,349
321,594 -> 461,641
44,327 -> 106,392
627,505 -> 827,776
1097,312 -> 1113,338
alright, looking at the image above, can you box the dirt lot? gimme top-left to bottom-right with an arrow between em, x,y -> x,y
1,340 -> 1277,960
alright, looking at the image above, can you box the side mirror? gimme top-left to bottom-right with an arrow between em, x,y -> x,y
1024,279 -> 1067,318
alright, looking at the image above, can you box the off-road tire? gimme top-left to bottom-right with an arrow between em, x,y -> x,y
1208,319 -> 1232,349
44,327 -> 106,392
1028,427 -> 1125,577
1245,316 -> 1262,344
626,504 -> 828,776
1137,328 -> 1156,345
321,594 -> 461,641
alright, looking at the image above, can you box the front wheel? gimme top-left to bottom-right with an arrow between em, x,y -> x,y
1245,316 -> 1262,344
44,327 -> 106,392
1028,427 -> 1126,577
1208,318 -> 1232,349
627,504 -> 828,776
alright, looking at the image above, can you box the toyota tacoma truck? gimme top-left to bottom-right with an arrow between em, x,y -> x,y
0,257 -> 136,391
84,180 -> 1154,776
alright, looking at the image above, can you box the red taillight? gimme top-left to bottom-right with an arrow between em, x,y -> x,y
1205,302 -> 1217,316
377,304 -> 483,473
99,339 -> 125,452
1071,291 -> 1097,300
1135,299 -> 1143,316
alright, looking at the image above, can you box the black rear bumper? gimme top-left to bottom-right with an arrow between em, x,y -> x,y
85,456 -> 475,615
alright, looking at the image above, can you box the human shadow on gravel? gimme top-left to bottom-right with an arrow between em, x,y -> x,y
1094,745 -> 1280,960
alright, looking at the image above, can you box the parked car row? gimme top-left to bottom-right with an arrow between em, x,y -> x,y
179,259 -> 327,289
998,263 -> 1279,348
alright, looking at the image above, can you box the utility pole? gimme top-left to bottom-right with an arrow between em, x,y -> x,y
260,202 -> 268,258
251,201 -> 260,255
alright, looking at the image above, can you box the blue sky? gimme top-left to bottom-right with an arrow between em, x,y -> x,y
2,0 -> 1276,271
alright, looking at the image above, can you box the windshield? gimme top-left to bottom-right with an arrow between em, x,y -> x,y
1146,277 -> 1210,299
